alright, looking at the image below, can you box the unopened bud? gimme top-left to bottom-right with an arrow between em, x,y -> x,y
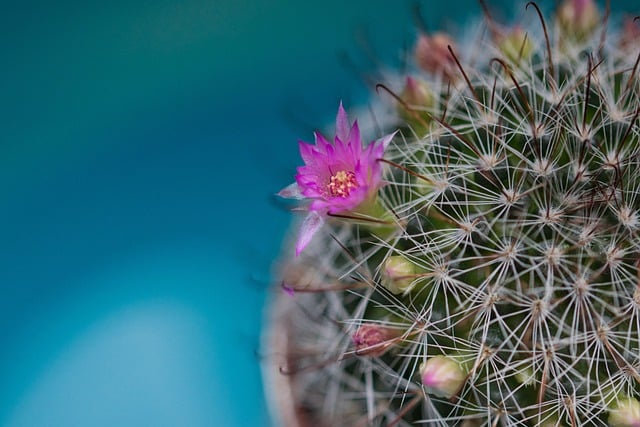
609,397 -> 640,427
352,324 -> 399,356
399,76 -> 434,125
415,33 -> 458,82
514,365 -> 535,386
383,256 -> 421,294
557,0 -> 599,40
539,419 -> 566,427
620,16 -> 640,52
420,355 -> 468,398
498,27 -> 534,63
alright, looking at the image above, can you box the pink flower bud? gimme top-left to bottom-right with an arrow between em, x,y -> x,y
352,324 -> 399,356
620,16 -> 640,52
398,76 -> 434,124
557,0 -> 599,39
420,355 -> 467,398
415,33 -> 458,81
609,398 -> 640,427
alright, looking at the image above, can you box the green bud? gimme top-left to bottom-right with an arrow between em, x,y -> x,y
382,255 -> 421,294
498,27 -> 534,63
609,397 -> 640,427
399,76 -> 434,126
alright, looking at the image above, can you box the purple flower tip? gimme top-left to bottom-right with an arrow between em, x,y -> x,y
281,282 -> 295,297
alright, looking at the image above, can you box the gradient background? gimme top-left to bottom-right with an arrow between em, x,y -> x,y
0,1 -> 636,426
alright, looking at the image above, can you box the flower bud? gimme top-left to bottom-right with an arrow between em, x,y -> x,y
620,16 -> 640,52
352,324 -> 399,356
539,418 -> 566,427
398,76 -> 434,125
420,355 -> 468,398
609,397 -> 640,427
557,0 -> 599,40
514,365 -> 535,386
382,256 -> 421,294
415,33 -> 458,82
498,27 -> 534,63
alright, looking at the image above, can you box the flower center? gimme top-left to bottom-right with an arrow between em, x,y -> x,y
327,170 -> 358,198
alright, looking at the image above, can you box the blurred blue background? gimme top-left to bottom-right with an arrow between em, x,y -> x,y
0,0 -> 636,426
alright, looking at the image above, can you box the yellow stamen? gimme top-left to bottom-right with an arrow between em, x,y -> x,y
327,170 -> 358,198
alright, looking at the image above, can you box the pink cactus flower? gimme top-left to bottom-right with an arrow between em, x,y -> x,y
279,103 -> 395,255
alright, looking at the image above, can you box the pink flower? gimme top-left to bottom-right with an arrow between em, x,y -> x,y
279,103 -> 395,255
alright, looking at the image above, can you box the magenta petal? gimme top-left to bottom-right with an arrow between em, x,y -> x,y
335,101 -> 350,143
301,187 -> 323,198
376,131 -> 397,151
298,140 -> 317,164
347,121 -> 361,157
309,198 -> 329,211
315,132 -> 332,153
296,211 -> 325,256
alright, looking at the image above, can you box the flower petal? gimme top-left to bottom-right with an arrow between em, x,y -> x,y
298,140 -> 317,164
335,101 -> 350,144
376,131 -> 397,152
309,198 -> 329,212
277,182 -> 304,199
295,211 -> 324,256
314,131 -> 332,153
349,120 -> 361,153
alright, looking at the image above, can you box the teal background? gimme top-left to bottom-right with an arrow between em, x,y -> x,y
0,1 -> 636,426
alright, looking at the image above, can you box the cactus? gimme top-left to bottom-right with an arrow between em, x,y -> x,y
267,1 -> 640,426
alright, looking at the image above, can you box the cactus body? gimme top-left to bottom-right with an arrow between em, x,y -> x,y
268,2 -> 640,426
